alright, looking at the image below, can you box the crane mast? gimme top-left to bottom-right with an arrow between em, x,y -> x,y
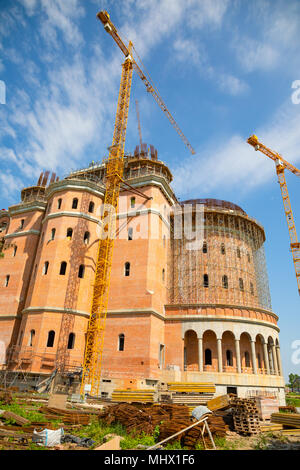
80,45 -> 133,396
247,135 -> 300,296
81,11 -> 195,396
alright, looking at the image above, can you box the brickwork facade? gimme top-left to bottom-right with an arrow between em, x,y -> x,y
0,149 -> 285,402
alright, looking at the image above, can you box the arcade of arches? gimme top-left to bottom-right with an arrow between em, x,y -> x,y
183,329 -> 282,376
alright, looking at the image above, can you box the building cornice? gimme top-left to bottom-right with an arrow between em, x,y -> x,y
42,211 -> 102,226
22,306 -> 166,320
165,314 -> 280,333
9,202 -> 47,216
165,303 -> 278,321
5,229 -> 40,239
46,179 -> 105,200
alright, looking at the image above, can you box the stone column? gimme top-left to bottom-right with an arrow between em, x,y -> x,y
276,345 -> 283,376
251,340 -> 257,375
198,337 -> 203,372
217,338 -> 222,373
272,344 -> 279,375
235,339 -> 241,373
263,342 -> 270,375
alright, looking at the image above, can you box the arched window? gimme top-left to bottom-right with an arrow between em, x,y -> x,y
88,201 -> 94,213
130,197 -> 135,208
124,262 -> 130,277
43,261 -> 49,275
72,198 -> 78,209
258,353 -> 262,369
162,268 -> 165,282
203,274 -> 209,288
222,275 -> 228,289
237,248 -> 241,258
128,227 -> 133,241
221,243 -> 225,255
4,275 -> 10,287
84,231 -> 90,244
226,350 -> 233,366
239,278 -> 244,291
51,228 -> 56,240
118,334 -> 125,351
66,228 -> 73,238
202,241 -> 207,253
57,198 -> 62,209
13,245 -> 17,257
28,329 -> 35,347
47,330 -> 55,348
67,333 -> 75,350
20,219 -> 24,229
78,264 -> 85,279
245,351 -> 250,367
59,261 -> 67,275
205,348 -> 212,365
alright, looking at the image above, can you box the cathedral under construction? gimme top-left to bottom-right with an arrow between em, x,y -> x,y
0,144 -> 285,403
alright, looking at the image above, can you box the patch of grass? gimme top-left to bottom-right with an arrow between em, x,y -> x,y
74,418 -> 127,448
121,432 -> 156,449
286,397 -> 300,407
0,399 -> 45,424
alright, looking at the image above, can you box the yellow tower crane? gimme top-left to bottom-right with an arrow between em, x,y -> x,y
247,135 -> 300,296
80,11 -> 195,396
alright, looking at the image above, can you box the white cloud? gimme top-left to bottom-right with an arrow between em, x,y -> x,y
232,0 -> 300,73
21,0 -> 85,47
218,73 -> 249,96
172,100 -> 300,197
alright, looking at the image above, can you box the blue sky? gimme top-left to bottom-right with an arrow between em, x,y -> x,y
0,0 -> 299,381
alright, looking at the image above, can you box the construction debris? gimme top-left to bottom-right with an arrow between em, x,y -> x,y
38,407 -> 95,425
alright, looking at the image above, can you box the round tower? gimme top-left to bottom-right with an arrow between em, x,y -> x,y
165,198 -> 285,403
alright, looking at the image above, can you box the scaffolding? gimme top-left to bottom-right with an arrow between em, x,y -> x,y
168,199 -> 272,312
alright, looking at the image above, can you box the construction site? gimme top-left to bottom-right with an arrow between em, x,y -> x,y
0,9 -> 299,451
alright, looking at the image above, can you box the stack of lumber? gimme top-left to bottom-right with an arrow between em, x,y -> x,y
158,413 -> 227,449
260,423 -> 283,432
99,403 -> 190,436
231,398 -> 261,435
271,412 -> 300,428
167,383 -> 215,406
38,406 -> 94,425
111,389 -> 155,404
185,415 -> 227,449
253,397 -> 279,420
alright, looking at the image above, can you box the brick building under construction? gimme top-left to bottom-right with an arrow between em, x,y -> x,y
0,144 -> 285,403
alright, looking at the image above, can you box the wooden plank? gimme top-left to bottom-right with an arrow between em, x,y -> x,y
0,410 -> 30,426
207,395 -> 231,411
